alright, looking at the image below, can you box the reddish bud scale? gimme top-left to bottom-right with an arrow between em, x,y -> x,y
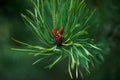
52,26 -> 64,45
60,26 -> 64,35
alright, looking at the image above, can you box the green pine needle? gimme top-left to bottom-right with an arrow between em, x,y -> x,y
12,0 -> 103,79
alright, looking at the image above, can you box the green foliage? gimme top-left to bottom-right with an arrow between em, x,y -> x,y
12,0 -> 103,79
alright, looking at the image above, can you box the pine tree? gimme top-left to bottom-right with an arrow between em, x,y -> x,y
12,0 -> 103,79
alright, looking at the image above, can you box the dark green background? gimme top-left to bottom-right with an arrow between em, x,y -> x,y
0,0 -> 120,80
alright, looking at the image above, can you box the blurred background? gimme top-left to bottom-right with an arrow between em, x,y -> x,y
0,0 -> 120,80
